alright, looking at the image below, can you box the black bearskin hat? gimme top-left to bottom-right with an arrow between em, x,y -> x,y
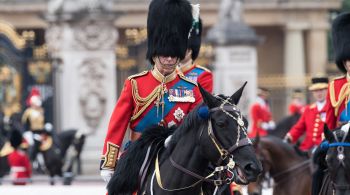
10,130 -> 23,149
189,18 -> 202,61
146,0 -> 193,64
332,12 -> 350,73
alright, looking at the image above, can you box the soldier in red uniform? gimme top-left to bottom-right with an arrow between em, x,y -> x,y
177,16 -> 214,93
100,0 -> 203,182
288,89 -> 305,115
284,76 -> 329,151
7,130 -> 32,185
248,87 -> 275,137
326,12 -> 350,130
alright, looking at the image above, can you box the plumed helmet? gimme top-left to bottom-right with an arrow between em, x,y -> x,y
26,87 -> 41,106
189,18 -> 202,61
146,0 -> 193,64
332,12 -> 350,73
10,130 -> 23,149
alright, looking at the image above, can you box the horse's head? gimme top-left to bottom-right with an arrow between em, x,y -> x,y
198,83 -> 262,185
323,124 -> 350,195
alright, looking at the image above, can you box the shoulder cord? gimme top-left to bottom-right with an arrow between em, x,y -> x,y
329,81 -> 350,117
130,79 -> 163,121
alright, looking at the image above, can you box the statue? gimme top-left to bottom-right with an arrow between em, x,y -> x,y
219,0 -> 244,23
48,0 -> 113,16
0,66 -> 21,117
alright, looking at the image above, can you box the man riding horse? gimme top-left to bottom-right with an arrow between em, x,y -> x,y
100,0 -> 203,183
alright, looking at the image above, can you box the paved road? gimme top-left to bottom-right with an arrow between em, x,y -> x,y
0,176 -> 273,195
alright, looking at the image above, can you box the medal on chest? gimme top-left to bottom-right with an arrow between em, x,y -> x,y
168,86 -> 195,103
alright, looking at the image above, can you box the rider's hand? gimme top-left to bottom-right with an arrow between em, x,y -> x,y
100,169 -> 114,183
283,135 -> 292,143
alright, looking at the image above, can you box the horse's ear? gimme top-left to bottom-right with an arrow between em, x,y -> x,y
230,82 -> 247,105
198,84 -> 218,108
323,124 -> 333,141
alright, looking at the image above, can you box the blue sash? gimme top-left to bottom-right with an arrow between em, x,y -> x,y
185,67 -> 205,83
339,100 -> 350,122
134,79 -> 196,132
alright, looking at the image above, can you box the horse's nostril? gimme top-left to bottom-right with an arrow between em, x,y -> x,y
244,163 -> 259,174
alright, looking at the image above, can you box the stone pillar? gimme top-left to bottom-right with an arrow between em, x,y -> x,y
213,46 -> 257,116
207,0 -> 260,116
306,25 -> 328,75
284,23 -> 306,88
45,0 -> 119,174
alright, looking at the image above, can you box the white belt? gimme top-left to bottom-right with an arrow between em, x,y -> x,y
11,166 -> 27,172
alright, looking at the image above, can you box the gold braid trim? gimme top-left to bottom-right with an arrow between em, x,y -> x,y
130,79 -> 162,121
329,80 -> 350,117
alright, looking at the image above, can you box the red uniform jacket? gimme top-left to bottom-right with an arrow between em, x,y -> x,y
288,103 -> 304,115
101,69 -> 202,170
248,99 -> 273,137
326,76 -> 349,130
7,150 -> 31,185
179,63 -> 213,93
287,103 -> 326,151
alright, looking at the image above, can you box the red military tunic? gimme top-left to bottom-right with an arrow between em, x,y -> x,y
248,98 -> 273,137
100,68 -> 202,170
286,102 -> 326,151
7,150 -> 31,185
288,103 -> 304,115
325,75 -> 350,130
178,63 -> 213,93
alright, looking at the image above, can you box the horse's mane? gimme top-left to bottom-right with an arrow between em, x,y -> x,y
108,104 -> 204,194
167,104 -> 204,152
260,136 -> 301,158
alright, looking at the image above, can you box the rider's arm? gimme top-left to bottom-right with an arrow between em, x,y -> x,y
286,109 -> 307,143
100,79 -> 134,171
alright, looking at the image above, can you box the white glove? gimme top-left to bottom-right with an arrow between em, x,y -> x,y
268,121 -> 276,130
260,122 -> 269,130
23,131 -> 34,145
100,169 -> 114,183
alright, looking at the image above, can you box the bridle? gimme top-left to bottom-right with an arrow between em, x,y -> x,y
153,97 -> 252,193
323,126 -> 350,191
206,97 -> 252,165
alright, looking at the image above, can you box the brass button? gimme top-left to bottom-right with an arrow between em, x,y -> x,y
314,123 -> 319,127
316,119 -> 320,122
314,128 -> 318,131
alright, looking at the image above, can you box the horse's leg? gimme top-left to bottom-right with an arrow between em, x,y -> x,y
50,176 -> 55,185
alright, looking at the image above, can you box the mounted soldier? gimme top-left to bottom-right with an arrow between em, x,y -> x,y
285,76 -> 328,151
177,13 -> 214,93
100,0 -> 203,183
326,12 -> 350,130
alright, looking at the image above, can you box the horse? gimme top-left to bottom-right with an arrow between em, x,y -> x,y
36,128 -> 85,185
313,124 -> 350,195
249,135 -> 312,195
269,113 -> 300,139
107,83 -> 263,195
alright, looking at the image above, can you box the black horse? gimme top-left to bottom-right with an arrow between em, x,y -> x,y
269,113 -> 300,138
108,84 -> 263,195
38,129 -> 85,185
313,124 -> 350,195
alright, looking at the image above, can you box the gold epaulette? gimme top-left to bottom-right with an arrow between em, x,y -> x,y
178,73 -> 197,86
195,65 -> 211,72
127,71 -> 148,80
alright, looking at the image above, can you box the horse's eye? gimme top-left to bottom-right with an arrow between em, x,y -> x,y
216,121 -> 225,127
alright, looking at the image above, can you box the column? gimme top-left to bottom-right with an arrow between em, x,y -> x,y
306,25 -> 328,75
284,23 -> 307,88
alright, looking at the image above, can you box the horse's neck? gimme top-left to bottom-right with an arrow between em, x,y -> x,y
160,129 -> 208,192
268,145 -> 304,176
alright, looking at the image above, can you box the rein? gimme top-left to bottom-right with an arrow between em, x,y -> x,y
153,97 -> 252,192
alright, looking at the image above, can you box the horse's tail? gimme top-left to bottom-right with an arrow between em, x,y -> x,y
107,125 -> 173,195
